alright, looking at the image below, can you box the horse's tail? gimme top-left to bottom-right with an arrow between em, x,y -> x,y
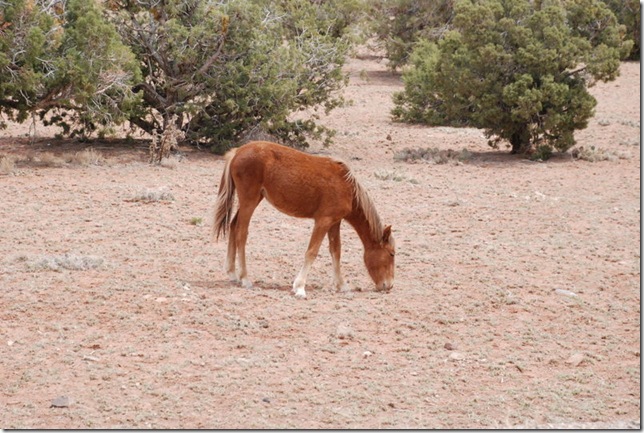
213,148 -> 238,241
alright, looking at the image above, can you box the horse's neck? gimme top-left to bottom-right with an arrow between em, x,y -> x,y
345,207 -> 380,249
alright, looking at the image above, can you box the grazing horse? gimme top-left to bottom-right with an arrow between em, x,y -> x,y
213,141 -> 395,298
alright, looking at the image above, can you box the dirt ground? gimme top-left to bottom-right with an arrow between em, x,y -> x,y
0,55 -> 640,429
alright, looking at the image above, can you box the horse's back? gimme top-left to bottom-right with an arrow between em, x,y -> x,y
230,141 -> 354,219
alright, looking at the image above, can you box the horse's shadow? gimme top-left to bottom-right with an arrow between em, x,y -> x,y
188,279 -> 294,294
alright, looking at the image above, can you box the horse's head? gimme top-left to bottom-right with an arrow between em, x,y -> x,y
364,225 -> 395,291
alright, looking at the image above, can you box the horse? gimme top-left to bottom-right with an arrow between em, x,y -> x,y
213,141 -> 395,298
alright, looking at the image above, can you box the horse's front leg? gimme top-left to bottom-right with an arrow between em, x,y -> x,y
328,222 -> 349,292
293,219 -> 334,298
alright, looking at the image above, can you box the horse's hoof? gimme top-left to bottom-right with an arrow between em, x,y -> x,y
335,283 -> 351,293
293,289 -> 307,299
241,279 -> 253,289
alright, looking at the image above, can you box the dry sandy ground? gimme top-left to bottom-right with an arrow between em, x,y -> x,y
0,56 -> 640,429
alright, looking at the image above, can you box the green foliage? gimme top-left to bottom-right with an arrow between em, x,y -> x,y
601,0 -> 640,60
109,0 -> 353,152
369,0 -> 454,70
392,0 -> 632,154
369,0 -> 639,67
1,0 -> 356,150
0,0 -> 141,137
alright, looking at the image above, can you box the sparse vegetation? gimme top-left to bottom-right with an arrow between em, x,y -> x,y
149,116 -> 183,165
32,152 -> 66,167
0,155 -> 16,175
619,138 -> 640,147
66,148 -> 106,166
131,188 -> 175,203
373,169 -> 419,184
571,146 -> 633,162
530,145 -> 554,161
394,147 -> 471,164
0,148 -> 107,170
190,217 -> 204,226
26,253 -> 104,272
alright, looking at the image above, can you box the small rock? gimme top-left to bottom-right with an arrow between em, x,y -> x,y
155,297 -> 168,303
449,352 -> 465,361
50,396 -> 71,408
82,355 -> 100,362
444,342 -> 455,351
262,397 -> 271,403
555,289 -> 578,297
566,353 -> 585,367
363,350 -> 373,358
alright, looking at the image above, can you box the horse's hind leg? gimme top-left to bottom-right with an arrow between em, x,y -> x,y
225,213 -> 239,283
234,194 -> 263,289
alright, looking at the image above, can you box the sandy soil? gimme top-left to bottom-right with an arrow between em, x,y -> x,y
0,56 -> 640,429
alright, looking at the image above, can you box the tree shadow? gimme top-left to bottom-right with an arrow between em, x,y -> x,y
465,149 -> 576,167
1,135 -> 223,165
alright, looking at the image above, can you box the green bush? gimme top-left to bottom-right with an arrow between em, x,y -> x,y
109,0 -> 354,152
0,0 -> 141,137
1,0 -> 358,151
369,0 -> 638,69
369,0 -> 454,70
602,0 -> 640,60
392,0 -> 633,155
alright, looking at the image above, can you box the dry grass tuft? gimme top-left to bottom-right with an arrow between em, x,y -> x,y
189,217 -> 204,226
37,152 -> 66,167
0,148 -> 108,171
0,155 -> 16,175
394,147 -> 472,164
131,188 -> 175,203
571,146 -> 632,162
159,156 -> 180,169
27,253 -> 104,272
150,116 -> 184,164
65,148 -> 106,166
374,169 -> 419,184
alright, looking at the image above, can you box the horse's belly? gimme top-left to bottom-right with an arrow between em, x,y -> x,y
261,183 -> 351,219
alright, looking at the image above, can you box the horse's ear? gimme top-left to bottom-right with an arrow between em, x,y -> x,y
382,225 -> 392,243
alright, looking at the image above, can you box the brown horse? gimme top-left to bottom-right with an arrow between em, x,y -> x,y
213,141 -> 395,298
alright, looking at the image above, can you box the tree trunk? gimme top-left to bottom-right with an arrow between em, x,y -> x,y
510,128 -> 531,154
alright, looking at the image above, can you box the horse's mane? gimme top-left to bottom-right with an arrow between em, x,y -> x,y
338,161 -> 383,240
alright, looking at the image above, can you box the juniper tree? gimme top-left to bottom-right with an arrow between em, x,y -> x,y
370,0 -> 455,70
392,0 -> 633,155
108,0 -> 355,152
0,0 -> 140,137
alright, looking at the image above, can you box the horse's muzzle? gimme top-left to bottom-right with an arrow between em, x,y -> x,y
377,280 -> 394,292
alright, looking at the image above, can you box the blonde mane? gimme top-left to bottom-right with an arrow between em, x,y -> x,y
341,164 -> 383,241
